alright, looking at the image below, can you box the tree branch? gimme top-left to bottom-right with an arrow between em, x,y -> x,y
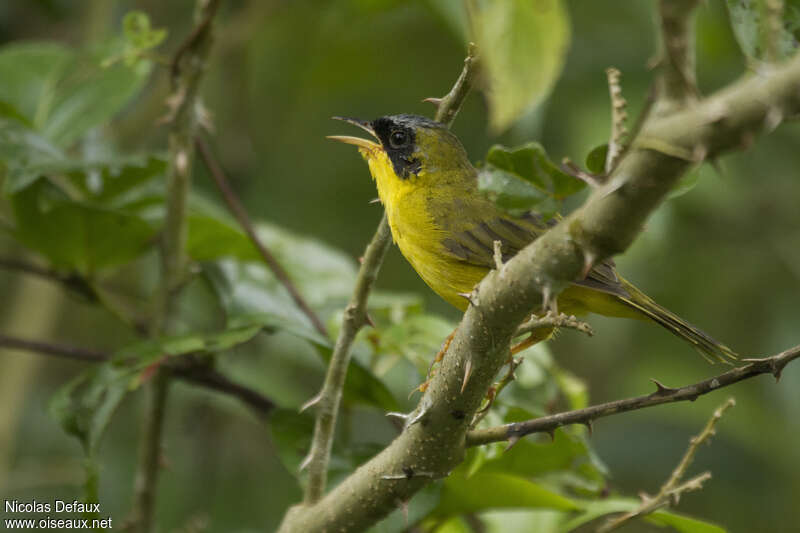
655,0 -> 700,114
598,398 -> 735,532
277,50 -> 800,533
0,256 -> 97,301
0,333 -> 106,362
427,43 -> 479,126
302,215 -> 391,503
464,342 -> 799,446
0,333 -> 276,417
194,135 -> 328,338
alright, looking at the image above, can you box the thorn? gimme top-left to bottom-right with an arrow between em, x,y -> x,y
406,403 -> 430,428
423,97 -> 443,107
764,106 -> 783,132
692,144 -> 708,163
386,411 -> 409,422
369,197 -> 381,204
461,357 -> 474,394
364,313 -> 375,328
299,451 -> 313,472
504,435 -> 520,452
650,378 -> 677,396
584,420 -> 593,436
581,250 -> 597,279
493,240 -> 504,270
457,291 -> 477,307
299,391 -> 323,413
545,429 -> 556,442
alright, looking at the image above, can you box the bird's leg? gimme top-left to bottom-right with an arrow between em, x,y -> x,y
510,326 -> 555,355
412,327 -> 458,396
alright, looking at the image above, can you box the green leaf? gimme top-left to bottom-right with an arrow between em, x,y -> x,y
559,498 -> 727,533
203,260 -> 399,412
478,143 -> 585,217
113,323 -> 263,372
10,178 -> 157,272
472,0 -> 571,132
0,41 -> 151,147
726,0 -> 800,61
648,510 -> 727,533
372,311 -> 456,375
122,11 -> 167,53
0,119 -> 65,192
437,472 -> 580,517
478,430 -> 596,479
584,144 -> 608,175
49,363 -> 129,454
557,498 -> 638,532
49,363 -> 130,525
0,42 -> 73,128
268,408 -> 316,474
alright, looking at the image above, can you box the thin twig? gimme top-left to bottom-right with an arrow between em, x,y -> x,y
303,216 -> 392,503
764,0 -> 785,64
129,373 -> 170,533
598,398 -> 735,532
466,344 -> 799,447
0,333 -> 276,416
426,43 -> 479,127
169,0 -> 221,85
655,0 -> 700,113
515,311 -> 594,338
0,333 -> 107,362
605,67 -> 628,173
195,135 -> 328,338
0,256 -> 97,301
133,3 -> 221,530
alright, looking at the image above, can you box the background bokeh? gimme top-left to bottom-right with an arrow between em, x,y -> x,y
1,1 -> 799,532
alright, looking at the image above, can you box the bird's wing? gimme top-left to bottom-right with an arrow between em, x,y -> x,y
440,212 -> 630,299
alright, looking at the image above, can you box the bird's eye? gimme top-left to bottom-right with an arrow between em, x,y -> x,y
389,129 -> 408,148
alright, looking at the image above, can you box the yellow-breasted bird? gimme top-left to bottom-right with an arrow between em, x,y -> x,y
329,114 -> 736,363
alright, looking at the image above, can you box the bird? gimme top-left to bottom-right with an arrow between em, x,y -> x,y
328,113 -> 736,364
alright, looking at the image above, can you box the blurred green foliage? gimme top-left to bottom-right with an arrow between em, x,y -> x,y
0,1 -> 799,532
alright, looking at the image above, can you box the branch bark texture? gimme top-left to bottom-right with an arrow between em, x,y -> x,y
277,52 -> 800,532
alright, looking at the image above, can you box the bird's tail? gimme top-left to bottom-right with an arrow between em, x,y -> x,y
618,279 -> 737,364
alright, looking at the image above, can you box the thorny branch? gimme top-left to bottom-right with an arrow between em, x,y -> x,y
426,43 -> 479,126
278,45 -> 800,531
465,346 -> 798,447
598,398 -> 736,532
302,216 -> 392,503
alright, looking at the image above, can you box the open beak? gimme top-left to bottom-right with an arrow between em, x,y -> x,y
327,116 -> 381,152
